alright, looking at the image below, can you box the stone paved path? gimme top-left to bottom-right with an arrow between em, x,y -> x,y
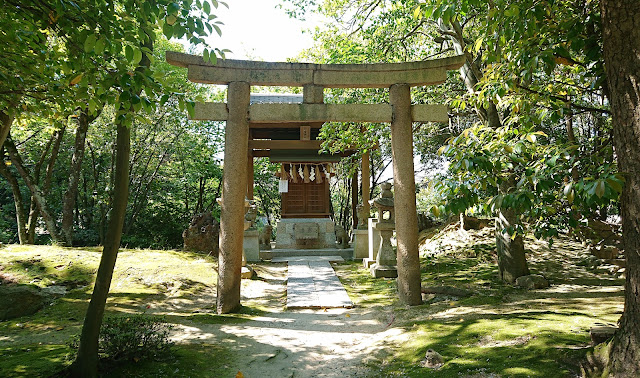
272,256 -> 353,309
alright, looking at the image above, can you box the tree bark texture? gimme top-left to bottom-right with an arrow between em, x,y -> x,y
0,111 -> 12,152
5,138 -> 62,243
62,111 -> 93,246
217,81 -> 250,314
389,83 -> 422,306
0,152 -> 28,243
600,1 -> 640,376
495,207 -> 529,283
70,121 -> 130,377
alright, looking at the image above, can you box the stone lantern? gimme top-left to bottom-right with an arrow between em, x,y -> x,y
369,182 -> 397,278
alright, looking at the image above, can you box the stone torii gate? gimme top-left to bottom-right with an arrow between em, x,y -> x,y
166,51 -> 464,313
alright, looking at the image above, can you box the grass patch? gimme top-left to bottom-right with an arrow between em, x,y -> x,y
0,343 -> 235,378
0,344 -> 73,377
102,343 -> 235,378
333,261 -> 398,306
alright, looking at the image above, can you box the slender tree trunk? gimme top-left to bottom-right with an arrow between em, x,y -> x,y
5,138 -> 62,243
70,120 -> 130,377
600,1 -> 640,375
0,150 -> 28,243
70,34 -> 151,376
62,110 -> 94,246
26,129 -> 56,244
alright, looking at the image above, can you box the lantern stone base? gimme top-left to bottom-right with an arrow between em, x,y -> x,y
370,264 -> 398,278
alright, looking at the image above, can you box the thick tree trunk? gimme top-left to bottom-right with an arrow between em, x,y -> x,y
0,153 -> 28,243
5,138 -> 62,243
62,111 -> 92,246
600,1 -> 640,376
495,208 -> 529,283
70,120 -> 130,377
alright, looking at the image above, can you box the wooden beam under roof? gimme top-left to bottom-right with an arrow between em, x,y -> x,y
249,140 -> 323,150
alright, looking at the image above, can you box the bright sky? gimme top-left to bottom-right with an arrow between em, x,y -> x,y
209,0 -> 320,61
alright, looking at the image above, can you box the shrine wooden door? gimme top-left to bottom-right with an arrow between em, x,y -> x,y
281,181 -> 330,218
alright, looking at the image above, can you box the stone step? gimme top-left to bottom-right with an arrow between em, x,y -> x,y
285,259 -> 353,309
260,248 -> 354,261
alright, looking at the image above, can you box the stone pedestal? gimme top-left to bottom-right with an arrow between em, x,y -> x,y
364,218 -> 380,268
241,219 -> 255,279
275,218 -> 336,249
352,229 -> 369,259
243,229 -> 259,262
371,222 -> 397,278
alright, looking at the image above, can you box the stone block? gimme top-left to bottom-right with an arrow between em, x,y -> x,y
352,229 -> 369,259
370,264 -> 397,278
515,274 -> 549,289
243,229 -> 260,262
295,223 -> 319,240
368,218 -> 380,262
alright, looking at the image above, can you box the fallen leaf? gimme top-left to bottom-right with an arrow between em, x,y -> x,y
235,372 -> 244,378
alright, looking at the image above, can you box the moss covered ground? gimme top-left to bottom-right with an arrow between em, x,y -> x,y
0,226 -> 624,377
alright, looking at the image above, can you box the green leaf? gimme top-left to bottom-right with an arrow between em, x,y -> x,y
203,1 -> 211,14
203,49 -> 210,63
595,180 -> 605,198
167,2 -> 180,15
133,49 -> 142,65
125,45 -> 134,62
213,24 -> 222,37
606,178 -> 623,193
94,38 -> 105,55
163,23 -> 174,39
84,34 -> 97,53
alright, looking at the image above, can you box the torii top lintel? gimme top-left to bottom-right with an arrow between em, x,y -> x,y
166,51 -> 465,88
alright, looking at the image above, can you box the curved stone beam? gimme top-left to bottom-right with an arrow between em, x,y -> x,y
166,51 -> 465,88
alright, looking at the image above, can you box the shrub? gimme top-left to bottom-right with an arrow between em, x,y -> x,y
98,314 -> 174,362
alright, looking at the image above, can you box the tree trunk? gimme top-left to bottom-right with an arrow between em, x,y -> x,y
440,18 -> 529,282
0,111 -> 13,152
5,138 -> 62,243
70,34 -> 151,376
495,207 -> 529,283
0,151 -> 28,243
600,1 -> 640,375
26,129 -> 57,244
69,120 -> 130,377
62,111 -> 94,246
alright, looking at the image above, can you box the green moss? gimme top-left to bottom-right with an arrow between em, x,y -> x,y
333,262 -> 398,306
0,344 -> 73,377
102,343 -> 235,377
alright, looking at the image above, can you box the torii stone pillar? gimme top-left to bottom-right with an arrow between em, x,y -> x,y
389,83 -> 422,305
217,81 -> 250,314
